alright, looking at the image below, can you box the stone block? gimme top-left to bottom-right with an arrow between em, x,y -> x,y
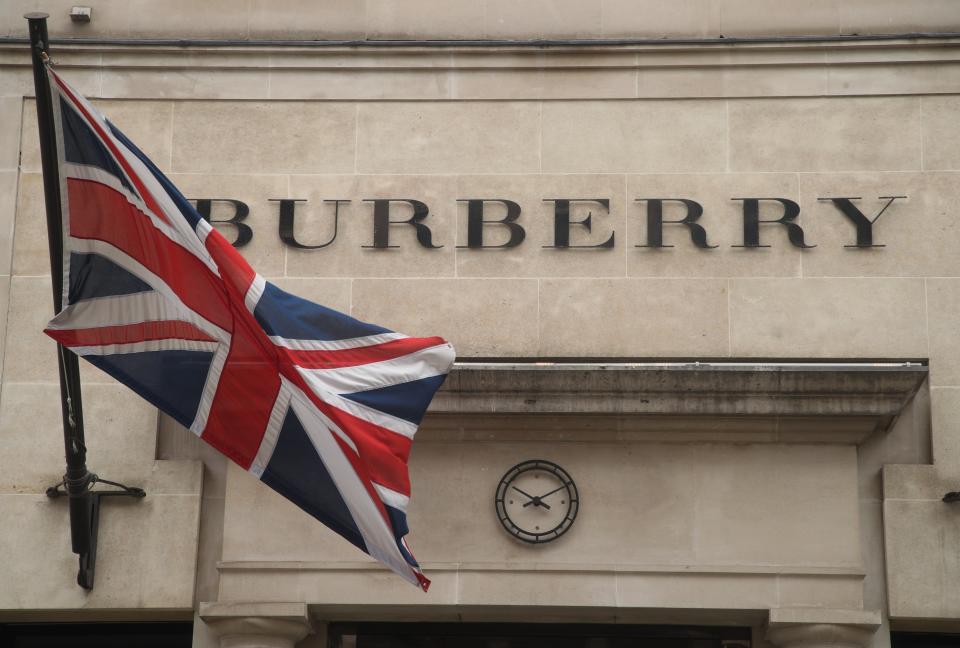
627,173 -> 802,277
167,173 -> 288,277
617,572 -> 777,608
600,0 -> 717,38
286,566 -> 458,606
827,62 -> 960,96
12,172 -> 50,276
4,275 -> 64,383
884,498 -> 960,618
718,0 -> 839,35
452,69 -> 634,100
883,464 -> 960,501
0,172 -> 16,274
778,574 -> 864,609
248,0 -> 366,39
457,570 -> 616,607
485,0 -> 602,39
101,69 -> 269,101
222,462 -> 361,563
798,173 -> 960,278
270,69 -> 451,101
541,100 -> 727,173
926,279 -> 960,387
352,278 -> 539,357
923,96 -> 960,171
931,387 -> 960,466
285,175 -> 457,278
0,275 -> 7,375
729,278 -> 927,358
538,278 -> 729,357
357,102 -> 540,174
172,102 -> 355,174
859,500 -> 886,611
0,460 -> 201,610
453,174 -> 627,278
694,444 -> 861,566
857,391 -> 926,501
0,382 -> 157,491
729,97 -> 921,172
21,99 -> 174,174
636,65 -> 828,99
366,0 -> 486,39
0,97 -> 22,171
837,0 -> 960,34
123,0 -> 249,38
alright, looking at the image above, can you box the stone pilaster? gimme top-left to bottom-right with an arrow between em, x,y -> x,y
199,602 -> 313,648
766,608 -> 882,648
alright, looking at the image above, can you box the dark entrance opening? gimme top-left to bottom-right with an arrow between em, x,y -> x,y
330,622 -> 752,648
0,622 -> 193,648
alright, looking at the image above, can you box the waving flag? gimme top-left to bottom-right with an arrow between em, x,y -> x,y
40,67 -> 454,590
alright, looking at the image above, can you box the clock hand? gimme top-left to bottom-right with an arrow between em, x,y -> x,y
511,486 -> 537,501
537,483 -> 570,500
513,486 -> 552,509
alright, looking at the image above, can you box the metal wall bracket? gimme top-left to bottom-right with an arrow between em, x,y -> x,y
46,473 -> 146,589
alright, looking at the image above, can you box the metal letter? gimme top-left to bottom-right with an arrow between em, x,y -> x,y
635,198 -> 716,249
732,197 -> 815,248
456,199 -> 525,248
819,196 -> 905,248
193,199 -> 253,248
362,199 -> 442,249
271,198 -> 346,249
543,198 -> 615,249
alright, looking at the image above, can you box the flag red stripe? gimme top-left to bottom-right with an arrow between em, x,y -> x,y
284,336 -> 447,370
203,225 -> 257,304
51,70 -> 169,225
67,178 -> 233,332
202,318 -> 281,469
46,320 -> 215,348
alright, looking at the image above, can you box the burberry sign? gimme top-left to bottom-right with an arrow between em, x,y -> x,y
193,194 -> 907,251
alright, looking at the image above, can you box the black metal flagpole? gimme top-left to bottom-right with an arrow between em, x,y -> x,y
25,12 -> 144,590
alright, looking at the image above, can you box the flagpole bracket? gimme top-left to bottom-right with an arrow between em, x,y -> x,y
45,473 -> 146,589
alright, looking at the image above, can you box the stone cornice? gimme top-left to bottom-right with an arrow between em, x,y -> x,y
2,38 -> 960,99
430,361 -> 926,427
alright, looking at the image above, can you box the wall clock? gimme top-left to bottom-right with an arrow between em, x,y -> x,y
495,459 -> 579,544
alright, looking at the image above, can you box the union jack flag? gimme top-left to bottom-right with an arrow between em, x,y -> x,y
41,67 -> 455,590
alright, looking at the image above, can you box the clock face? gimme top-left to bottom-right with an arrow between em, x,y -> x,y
495,459 -> 579,544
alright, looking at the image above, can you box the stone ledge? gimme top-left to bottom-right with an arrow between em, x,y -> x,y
431,362 -> 927,425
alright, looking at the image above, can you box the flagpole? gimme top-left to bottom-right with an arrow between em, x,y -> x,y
26,12 -> 98,589
26,10 -> 94,581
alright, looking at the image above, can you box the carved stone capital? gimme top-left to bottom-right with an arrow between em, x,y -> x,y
200,602 -> 313,648
766,608 -> 882,648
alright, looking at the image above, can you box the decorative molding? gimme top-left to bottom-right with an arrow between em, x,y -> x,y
2,39 -> 960,100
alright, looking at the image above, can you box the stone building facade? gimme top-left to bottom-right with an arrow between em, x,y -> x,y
1,2 -> 960,647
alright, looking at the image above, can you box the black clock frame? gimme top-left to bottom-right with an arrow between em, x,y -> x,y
494,459 -> 579,544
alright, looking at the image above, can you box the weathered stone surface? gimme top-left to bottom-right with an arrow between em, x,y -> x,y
729,97 -> 921,172
0,461 -> 201,610
729,278 -> 927,358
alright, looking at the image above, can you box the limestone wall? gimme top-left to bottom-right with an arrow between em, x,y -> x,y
0,21 -> 958,643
